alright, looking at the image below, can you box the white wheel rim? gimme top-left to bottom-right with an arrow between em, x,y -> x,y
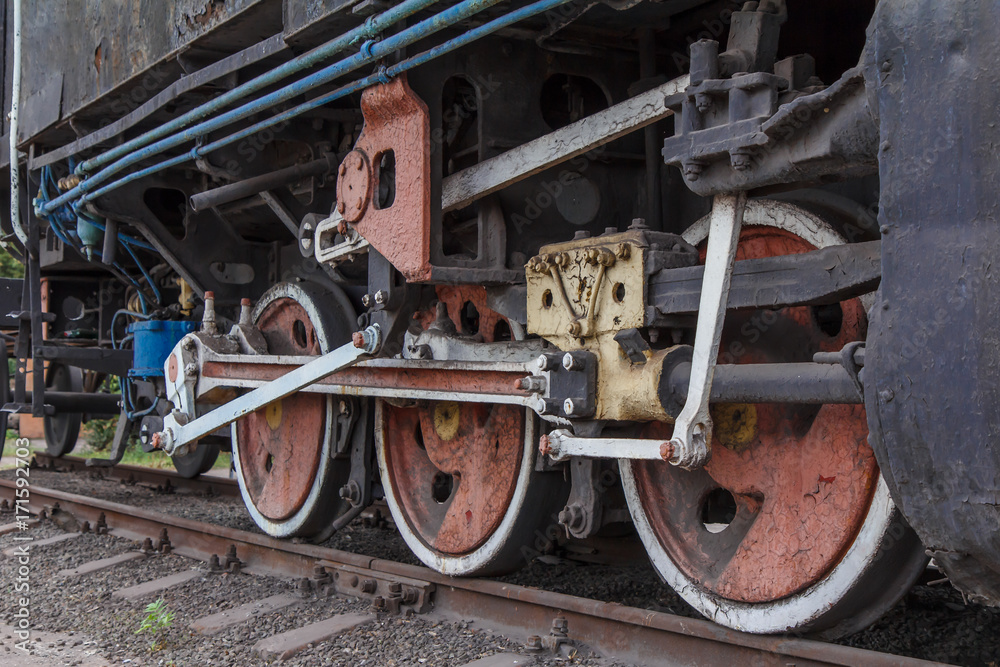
376,400 -> 537,576
231,283 -> 336,538
620,199 -> 895,633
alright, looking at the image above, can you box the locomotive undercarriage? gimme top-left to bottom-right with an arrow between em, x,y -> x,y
8,0 -> 999,640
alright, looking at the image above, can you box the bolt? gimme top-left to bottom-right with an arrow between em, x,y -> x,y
524,636 -> 543,652
297,577 -> 314,598
660,441 -> 675,462
538,434 -> 552,457
515,376 -> 545,394
558,504 -> 585,531
730,150 -> 753,171
563,398 -> 577,415
339,481 -> 362,506
361,579 -> 377,594
374,289 -> 388,305
573,230 -> 591,240
387,582 -> 403,598
616,243 -> 631,260
95,512 -> 108,535
879,388 -> 895,403
536,354 -> 557,371
695,92 -> 713,113
683,160 -> 704,181
337,201 -> 346,214
361,293 -> 373,307
184,363 -> 198,378
554,252 -> 571,268
562,353 -> 584,371
597,249 -> 616,266
628,217 -> 648,230
158,528 -> 172,554
182,337 -> 196,351
141,537 -> 154,554
239,298 -> 253,325
567,321 -> 583,336
208,554 -> 223,572
551,617 -> 569,637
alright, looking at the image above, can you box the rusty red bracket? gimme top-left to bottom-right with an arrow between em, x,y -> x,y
336,75 -> 432,282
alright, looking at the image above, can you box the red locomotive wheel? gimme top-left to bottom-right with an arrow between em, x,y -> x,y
621,201 -> 927,637
232,283 -> 356,539
378,286 -> 567,576
236,297 -> 325,521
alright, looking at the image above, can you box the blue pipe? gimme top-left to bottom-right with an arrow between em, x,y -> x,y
44,0 -> 503,215
81,0 -> 576,204
77,0 -> 441,176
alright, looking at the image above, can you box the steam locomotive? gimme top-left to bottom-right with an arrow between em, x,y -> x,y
3,0 -> 997,638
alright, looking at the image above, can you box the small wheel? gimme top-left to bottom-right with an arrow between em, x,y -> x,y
619,201 -> 928,638
43,363 -> 83,457
171,444 -> 220,478
231,282 -> 361,539
377,287 -> 568,576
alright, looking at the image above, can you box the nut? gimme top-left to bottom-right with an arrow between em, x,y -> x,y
659,441 -> 675,462
538,434 -> 552,456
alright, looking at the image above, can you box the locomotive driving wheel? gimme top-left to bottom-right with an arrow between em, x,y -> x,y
377,286 -> 567,576
231,282 -> 360,539
620,201 -> 928,638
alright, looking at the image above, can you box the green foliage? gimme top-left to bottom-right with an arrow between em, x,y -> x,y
83,418 -> 118,451
135,597 -> 174,651
0,247 -> 23,278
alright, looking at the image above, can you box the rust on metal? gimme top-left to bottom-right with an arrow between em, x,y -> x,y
343,75 -> 432,282
167,353 -> 178,383
201,361 -> 530,400
352,331 -> 366,349
234,297 -> 325,522
632,228 -> 878,603
382,289 -> 526,555
335,150 -> 372,223
538,434 -> 552,457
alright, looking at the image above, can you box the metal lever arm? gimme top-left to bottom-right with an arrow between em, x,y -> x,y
153,325 -> 381,457
667,192 -> 746,468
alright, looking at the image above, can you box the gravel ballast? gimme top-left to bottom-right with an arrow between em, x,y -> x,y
3,466 -> 999,666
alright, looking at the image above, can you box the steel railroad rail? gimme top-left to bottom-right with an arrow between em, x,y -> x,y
29,453 -> 239,498
0,479 -> 951,667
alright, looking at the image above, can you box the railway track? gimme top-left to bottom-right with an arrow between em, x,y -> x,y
0,478 -> 951,667
29,453 -> 240,498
